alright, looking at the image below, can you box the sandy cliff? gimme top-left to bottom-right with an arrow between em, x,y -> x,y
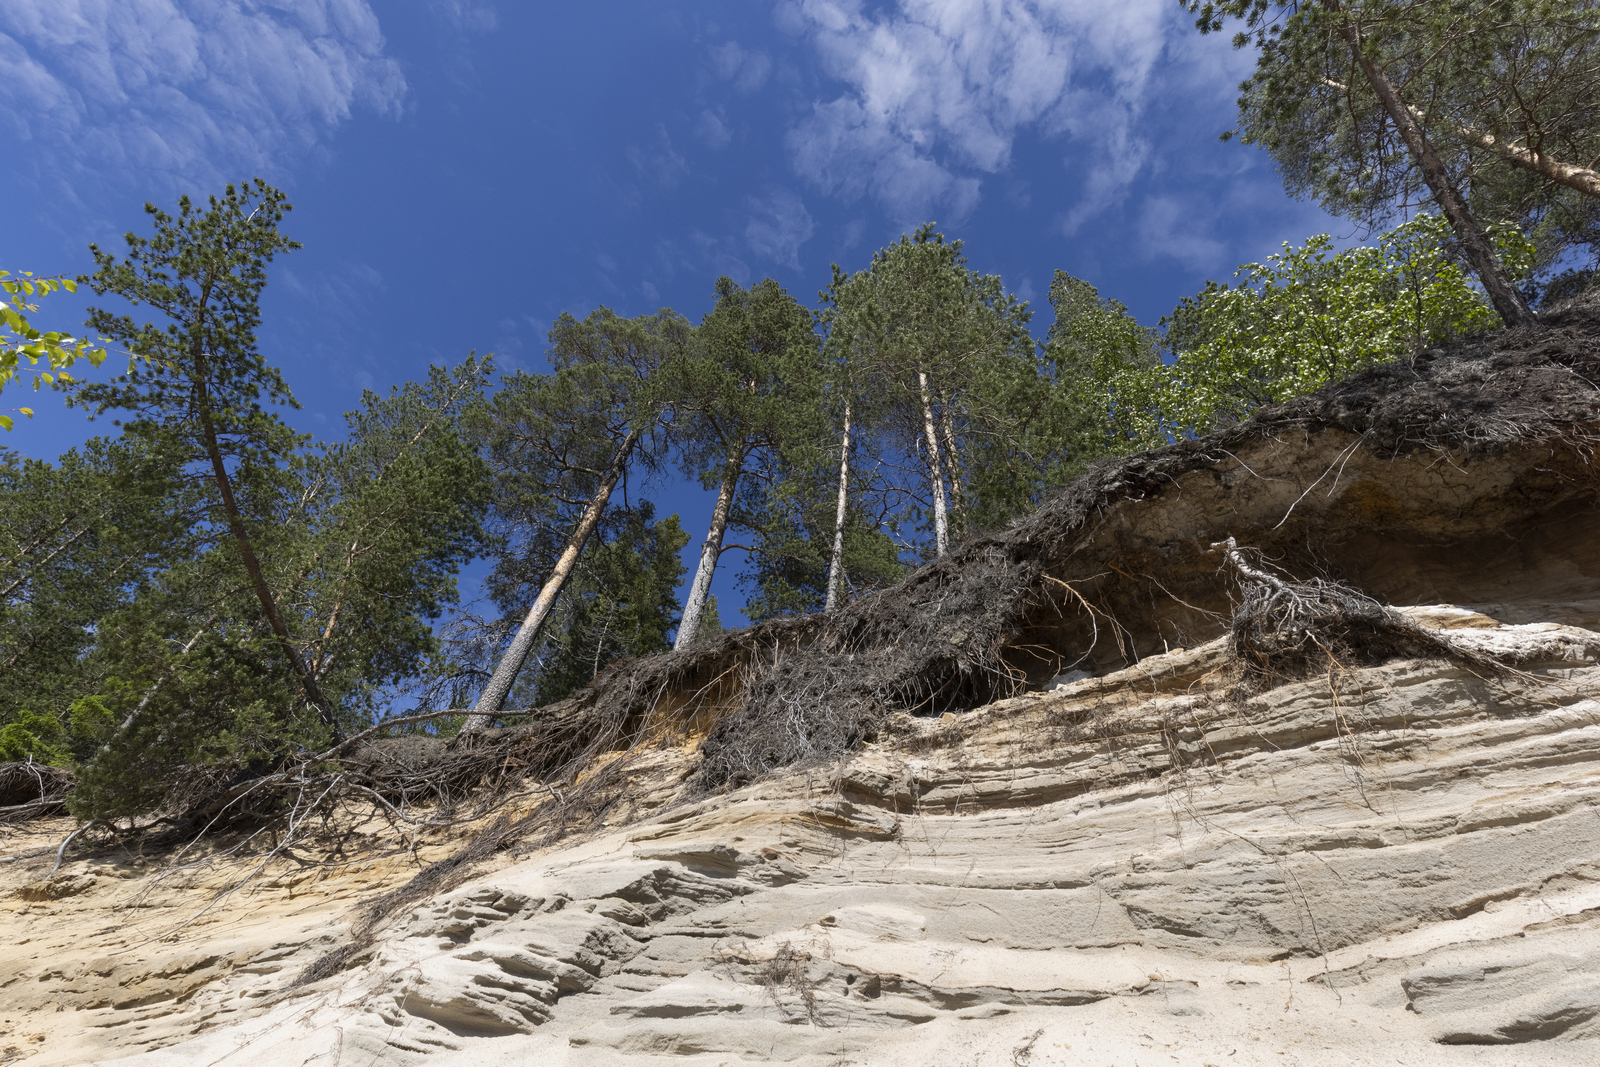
5,308 -> 1600,1066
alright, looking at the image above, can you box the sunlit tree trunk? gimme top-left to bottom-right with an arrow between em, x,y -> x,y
463,426 -> 642,730
936,390 -> 967,538
675,444 -> 747,650
825,399 -> 852,613
1454,123 -> 1600,199
917,369 -> 949,557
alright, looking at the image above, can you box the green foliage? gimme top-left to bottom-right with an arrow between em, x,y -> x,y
59,361 -> 490,820
469,307 -> 687,708
1153,215 -> 1524,432
662,276 -> 823,646
7,170 -> 1564,828
0,709 -> 66,763
476,309 -> 686,644
0,181 -> 493,819
0,434 -> 194,758
738,482 -> 903,621
73,180 -> 303,449
1039,271 -> 1165,459
0,271 -> 109,429
665,276 -> 822,486
819,225 -> 1037,555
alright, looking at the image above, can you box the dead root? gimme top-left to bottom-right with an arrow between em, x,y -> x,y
1210,536 -> 1510,693
0,761 -> 72,823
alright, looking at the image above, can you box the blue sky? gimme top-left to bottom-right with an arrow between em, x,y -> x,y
1,0 -> 1339,621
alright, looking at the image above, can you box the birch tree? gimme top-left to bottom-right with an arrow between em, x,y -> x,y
1154,213 -> 1524,433
816,263 -> 893,611
1,271 -> 109,429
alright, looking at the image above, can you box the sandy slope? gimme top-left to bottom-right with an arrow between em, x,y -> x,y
4,605 -> 1599,1066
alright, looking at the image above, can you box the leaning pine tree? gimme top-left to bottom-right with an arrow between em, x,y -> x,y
666,277 -> 820,650
462,308 -> 685,730
1189,0 -> 1547,324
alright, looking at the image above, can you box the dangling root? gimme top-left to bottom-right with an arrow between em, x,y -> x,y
1209,537 -> 1508,692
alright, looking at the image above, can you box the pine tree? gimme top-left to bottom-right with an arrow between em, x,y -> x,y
465,308 -> 685,727
665,277 -> 821,650
1188,0 -> 1559,324
71,180 -> 342,732
823,226 -> 1033,559
510,502 -> 688,705
0,434 -> 192,762
63,359 -> 491,818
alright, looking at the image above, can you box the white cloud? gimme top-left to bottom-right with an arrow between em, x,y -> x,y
428,0 -> 496,33
1136,195 -> 1226,271
627,124 -> 689,191
0,0 -> 404,194
689,232 -> 752,287
281,260 -> 385,317
788,96 -> 981,225
744,186 -> 815,270
695,107 -> 732,149
711,40 -> 773,93
780,0 -> 1174,226
1056,90 -> 1151,235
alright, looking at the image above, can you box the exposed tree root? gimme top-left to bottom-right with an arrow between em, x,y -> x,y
0,761 -> 72,823
1210,536 -> 1511,694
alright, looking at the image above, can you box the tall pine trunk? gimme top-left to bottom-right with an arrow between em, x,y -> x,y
462,426 -> 643,731
675,444 -> 746,650
194,362 -> 339,738
917,370 -> 949,557
1332,2 -> 1536,327
825,399 -> 852,613
936,390 -> 967,538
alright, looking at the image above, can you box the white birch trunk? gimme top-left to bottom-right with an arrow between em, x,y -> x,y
824,399 -> 852,613
937,393 -> 967,537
